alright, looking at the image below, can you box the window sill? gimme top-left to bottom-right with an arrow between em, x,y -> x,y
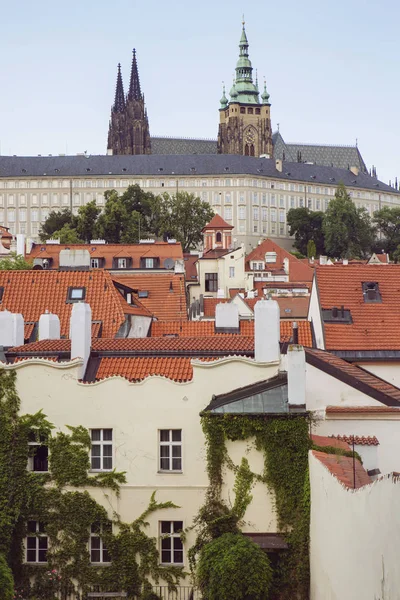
158,470 -> 183,474
89,469 -> 113,474
160,563 -> 184,568
91,562 -> 111,566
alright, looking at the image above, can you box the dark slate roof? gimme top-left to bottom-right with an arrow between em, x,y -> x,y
151,137 -> 217,155
272,131 -> 368,173
0,154 -> 396,193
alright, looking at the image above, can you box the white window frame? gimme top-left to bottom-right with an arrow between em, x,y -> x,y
28,433 -> 49,472
26,521 -> 48,563
91,258 -> 99,269
159,429 -> 182,472
90,429 -> 113,472
145,257 -> 154,269
229,266 -> 235,278
90,522 -> 111,564
118,258 -> 127,269
160,521 -> 184,565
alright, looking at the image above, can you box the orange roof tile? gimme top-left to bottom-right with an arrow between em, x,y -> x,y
335,435 -> 379,446
111,273 -> 187,321
311,434 -> 351,451
316,264 -> 400,350
183,253 -> 199,282
202,214 -> 234,231
246,239 -> 313,283
26,241 -> 183,270
312,450 -> 371,489
96,357 -> 193,382
0,270 -> 130,338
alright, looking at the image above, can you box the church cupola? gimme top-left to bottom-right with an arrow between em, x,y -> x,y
261,80 -> 270,105
202,214 -> 234,252
220,84 -> 228,109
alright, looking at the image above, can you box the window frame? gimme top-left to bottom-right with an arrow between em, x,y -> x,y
159,429 -> 182,473
90,521 -> 112,564
205,273 -> 218,292
159,520 -> 184,565
90,429 -> 113,472
66,286 -> 86,303
26,521 -> 48,563
28,431 -> 49,473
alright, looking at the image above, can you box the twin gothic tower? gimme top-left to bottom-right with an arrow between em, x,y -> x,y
107,23 -> 272,158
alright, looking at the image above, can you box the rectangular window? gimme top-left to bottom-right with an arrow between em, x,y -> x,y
28,432 -> 48,472
91,258 -> 99,269
160,521 -> 183,565
239,207 -> 246,220
307,199 -> 312,209
279,196 -> 285,208
145,258 -> 154,269
279,211 -> 285,223
7,210 -> 15,222
224,207 -> 232,221
253,224 -> 258,233
290,196 -> 295,208
262,193 -> 267,205
118,258 -> 127,269
19,209 -> 26,222
271,209 -> 277,222
67,286 -> 86,302
90,522 -> 111,563
205,273 -> 218,292
26,521 -> 47,563
225,193 -> 231,204
262,208 -> 267,221
252,193 -> 258,204
159,429 -> 182,472
239,193 -> 245,204
316,199 -> 320,210
91,429 -> 113,471
253,207 -> 259,221
229,266 -> 235,278
213,193 -> 221,205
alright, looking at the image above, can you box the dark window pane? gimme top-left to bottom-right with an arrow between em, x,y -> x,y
91,549 -> 101,562
172,458 -> 182,471
34,446 -> 48,472
91,430 -> 101,441
103,548 -> 111,562
103,457 -> 112,470
172,446 -> 181,457
160,446 -> 169,457
27,521 -> 37,533
172,430 -> 181,442
161,522 -> 171,535
27,549 -> 36,562
103,429 -> 112,441
91,445 -> 101,457
91,537 -> 101,549
91,457 -> 101,470
160,430 -> 170,442
161,550 -> 171,563
38,522 -> 45,533
174,538 -> 183,550
173,550 -> 183,563
103,444 -> 112,456
160,457 -> 169,470
27,537 -> 36,549
91,522 -> 100,534
173,521 -> 183,533
38,549 -> 47,562
161,537 -> 171,550
38,537 -> 48,549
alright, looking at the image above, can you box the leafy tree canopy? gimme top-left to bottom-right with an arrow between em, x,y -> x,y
39,209 -> 78,242
76,200 -> 101,243
159,192 -> 214,252
197,533 -> 272,600
287,208 -> 325,256
323,183 -> 375,258
52,224 -> 83,244
0,252 -> 33,270
373,206 -> 400,255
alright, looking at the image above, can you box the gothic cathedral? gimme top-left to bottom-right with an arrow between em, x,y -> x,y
107,50 -> 151,155
217,22 -> 273,158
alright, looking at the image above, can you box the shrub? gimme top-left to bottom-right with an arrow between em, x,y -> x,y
0,553 -> 14,600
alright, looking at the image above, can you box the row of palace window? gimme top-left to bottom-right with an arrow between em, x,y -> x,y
26,519 -> 184,565
29,429 -> 182,474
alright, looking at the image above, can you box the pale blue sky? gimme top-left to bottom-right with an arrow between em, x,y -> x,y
1,0 -> 399,183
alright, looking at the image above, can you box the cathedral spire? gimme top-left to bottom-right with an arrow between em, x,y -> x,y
234,20 -> 259,104
128,48 -> 142,101
113,63 -> 126,113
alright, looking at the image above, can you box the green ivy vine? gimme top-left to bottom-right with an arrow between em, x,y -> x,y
190,413 -> 312,600
0,370 -> 184,600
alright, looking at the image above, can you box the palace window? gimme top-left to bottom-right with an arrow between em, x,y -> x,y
90,429 -> 113,471
160,521 -> 184,565
26,521 -> 47,563
159,429 -> 182,472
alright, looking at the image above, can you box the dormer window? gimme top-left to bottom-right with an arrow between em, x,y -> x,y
362,281 -> 382,303
265,252 -> 277,263
322,306 -> 352,324
138,290 -> 149,298
67,287 -> 86,303
118,258 -> 127,269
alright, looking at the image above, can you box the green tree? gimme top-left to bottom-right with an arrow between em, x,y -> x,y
307,239 -> 316,259
323,183 -> 375,258
0,554 -> 13,600
0,252 -> 33,270
197,533 -> 272,600
373,206 -> 400,254
76,200 -> 101,243
39,209 -> 77,242
160,192 -> 214,252
51,224 -> 83,244
287,208 -> 325,256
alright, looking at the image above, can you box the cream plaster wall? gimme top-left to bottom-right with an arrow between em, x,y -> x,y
309,452 -> 400,600
307,276 -> 324,349
357,362 -> 400,387
7,355 -> 280,576
197,246 -> 253,299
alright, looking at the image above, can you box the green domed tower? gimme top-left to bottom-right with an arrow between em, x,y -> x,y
217,21 -> 272,158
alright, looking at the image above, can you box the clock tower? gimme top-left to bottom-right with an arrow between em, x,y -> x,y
217,21 -> 272,158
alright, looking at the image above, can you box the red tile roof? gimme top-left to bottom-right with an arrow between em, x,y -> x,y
151,319 -> 313,346
311,434 -> 351,451
0,270 -> 137,338
96,356 -> 194,382
202,214 -> 234,231
316,264 -> 400,350
26,241 -> 183,270
335,435 -> 379,446
111,273 -> 187,321
305,348 -> 400,406
183,253 -> 199,282
312,450 -> 372,489
245,239 -> 313,283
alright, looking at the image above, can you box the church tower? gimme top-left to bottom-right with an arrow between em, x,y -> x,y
217,22 -> 272,158
107,50 -> 151,155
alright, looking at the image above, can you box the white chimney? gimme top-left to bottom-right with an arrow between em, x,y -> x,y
319,255 -> 327,265
26,237 -> 34,254
39,311 -> 61,341
275,159 -> 283,173
343,258 -> 349,265
90,239 -> 106,245
16,234 -> 25,257
174,259 -> 185,274
254,298 -> 280,363
215,303 -> 239,331
287,345 -> 306,405
283,257 -> 290,275
0,311 -> 24,347
70,303 -> 92,378
217,288 -> 225,298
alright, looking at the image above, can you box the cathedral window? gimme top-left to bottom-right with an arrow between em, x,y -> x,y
245,145 -> 250,156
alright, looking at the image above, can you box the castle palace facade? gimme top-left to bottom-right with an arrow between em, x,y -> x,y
106,23 -> 368,174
